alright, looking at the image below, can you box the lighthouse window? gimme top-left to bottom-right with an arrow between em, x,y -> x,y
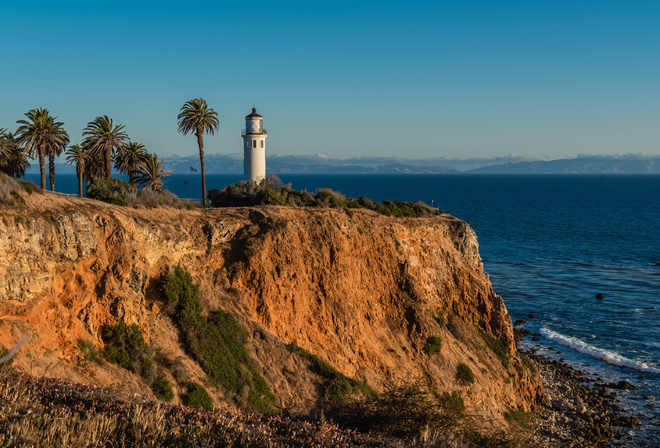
253,140 -> 257,148
261,140 -> 264,148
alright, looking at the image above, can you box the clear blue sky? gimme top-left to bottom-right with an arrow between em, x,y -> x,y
1,0 -> 658,160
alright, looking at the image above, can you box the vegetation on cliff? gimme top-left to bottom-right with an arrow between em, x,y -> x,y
101,322 -> 174,401
0,173 -> 36,205
86,177 -> 192,208
285,342 -> 373,400
0,188 -> 546,445
164,266 -> 275,413
208,174 -> 441,217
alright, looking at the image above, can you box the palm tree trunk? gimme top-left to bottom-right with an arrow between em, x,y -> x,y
77,164 -> 84,198
105,146 -> 113,178
48,153 -> 56,191
39,149 -> 46,190
196,129 -> 206,208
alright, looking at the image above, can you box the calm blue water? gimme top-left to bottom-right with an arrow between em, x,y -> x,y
29,173 -> 660,443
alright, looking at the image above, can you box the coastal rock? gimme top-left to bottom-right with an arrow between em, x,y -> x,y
596,293 -> 604,299
611,380 -> 635,390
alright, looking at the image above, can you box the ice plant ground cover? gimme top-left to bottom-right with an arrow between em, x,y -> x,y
0,369 -> 379,447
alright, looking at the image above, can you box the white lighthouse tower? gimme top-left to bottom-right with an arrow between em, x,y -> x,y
242,107 -> 267,182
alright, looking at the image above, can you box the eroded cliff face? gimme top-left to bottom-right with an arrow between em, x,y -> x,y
0,193 -> 544,428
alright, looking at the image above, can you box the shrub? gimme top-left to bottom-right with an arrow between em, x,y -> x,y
423,336 -> 443,355
286,342 -> 373,400
506,407 -> 540,427
19,179 -> 37,194
76,339 -> 98,369
164,266 -> 275,413
244,245 -> 257,259
87,178 -> 133,206
86,177 -> 189,208
479,330 -> 510,368
323,381 -> 462,439
456,363 -> 475,384
10,190 -> 25,205
207,174 -> 439,218
430,311 -> 445,327
101,322 -> 166,397
519,353 -> 535,372
151,371 -> 174,401
0,173 -> 24,204
442,390 -> 465,416
182,382 -> 214,410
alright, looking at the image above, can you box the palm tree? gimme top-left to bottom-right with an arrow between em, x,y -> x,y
15,108 -> 69,190
83,151 -> 106,184
177,98 -> 219,207
82,115 -> 129,178
115,141 -> 148,184
136,153 -> 174,191
0,128 -> 10,161
0,129 -> 30,178
65,144 -> 87,198
47,130 -> 69,192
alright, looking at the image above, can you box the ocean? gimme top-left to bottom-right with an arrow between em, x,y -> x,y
26,173 -> 660,443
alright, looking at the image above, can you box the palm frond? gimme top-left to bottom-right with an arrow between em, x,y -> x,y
177,98 -> 219,136
137,153 -> 174,191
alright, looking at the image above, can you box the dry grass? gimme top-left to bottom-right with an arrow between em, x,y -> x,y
0,367 -> 533,448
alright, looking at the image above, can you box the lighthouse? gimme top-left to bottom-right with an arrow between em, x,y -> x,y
242,107 -> 267,182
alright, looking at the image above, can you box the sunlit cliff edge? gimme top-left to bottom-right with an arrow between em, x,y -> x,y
0,191 -> 544,431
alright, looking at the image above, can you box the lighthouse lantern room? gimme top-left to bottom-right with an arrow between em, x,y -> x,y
242,107 -> 267,182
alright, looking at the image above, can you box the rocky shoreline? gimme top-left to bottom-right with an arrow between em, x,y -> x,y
526,348 -> 648,448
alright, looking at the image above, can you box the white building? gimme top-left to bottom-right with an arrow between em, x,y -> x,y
242,107 -> 267,182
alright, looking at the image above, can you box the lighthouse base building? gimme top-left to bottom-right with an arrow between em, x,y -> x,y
242,108 -> 267,182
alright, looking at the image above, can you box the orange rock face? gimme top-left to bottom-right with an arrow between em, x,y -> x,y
0,193 -> 544,428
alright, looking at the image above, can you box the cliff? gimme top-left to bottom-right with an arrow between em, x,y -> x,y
0,190 -> 544,431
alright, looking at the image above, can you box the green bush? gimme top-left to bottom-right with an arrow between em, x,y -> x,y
286,342 -> 373,400
430,311 -> 445,327
456,363 -> 475,384
244,245 -> 257,259
207,174 -> 439,218
506,406 -> 540,427
182,382 -> 214,410
76,339 -> 98,368
423,336 -> 443,355
87,178 -> 133,206
101,322 -> 171,399
164,266 -> 275,413
479,330 -> 510,368
19,179 -> 36,194
442,390 -> 465,416
519,353 -> 535,372
151,371 -> 174,401
86,177 -> 188,208
0,173 -> 25,204
10,190 -> 25,205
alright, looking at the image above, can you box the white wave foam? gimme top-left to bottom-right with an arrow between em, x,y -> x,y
540,327 -> 660,374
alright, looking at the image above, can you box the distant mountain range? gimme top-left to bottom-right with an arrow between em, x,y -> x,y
163,153 -> 660,175
32,153 -> 660,176
465,155 -> 660,174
